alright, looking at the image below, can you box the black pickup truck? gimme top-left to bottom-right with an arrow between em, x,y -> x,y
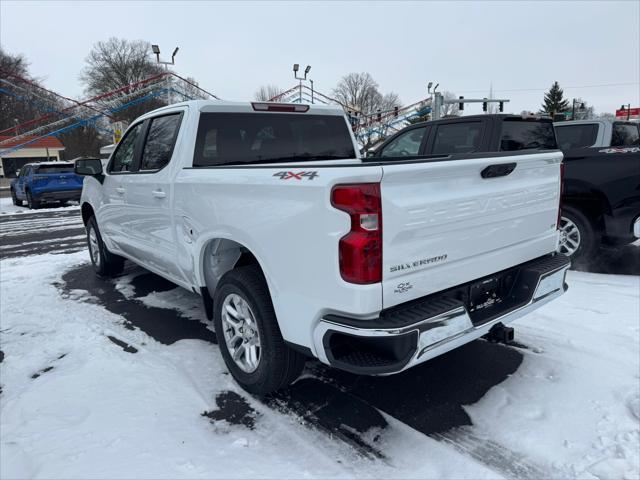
369,114 -> 640,264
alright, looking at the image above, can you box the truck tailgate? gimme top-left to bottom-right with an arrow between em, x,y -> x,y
381,152 -> 562,308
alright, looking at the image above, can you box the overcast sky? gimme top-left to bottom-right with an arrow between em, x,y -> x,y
1,0 -> 639,115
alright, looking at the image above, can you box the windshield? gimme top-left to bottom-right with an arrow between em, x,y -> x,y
500,119 -> 557,151
36,164 -> 75,174
193,113 -> 356,166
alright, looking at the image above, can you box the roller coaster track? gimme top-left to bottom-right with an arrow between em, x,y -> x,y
0,70 -> 219,155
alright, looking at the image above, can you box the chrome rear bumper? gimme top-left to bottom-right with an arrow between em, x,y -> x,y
313,254 -> 570,375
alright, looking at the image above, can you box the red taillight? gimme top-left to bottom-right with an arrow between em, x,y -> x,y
331,183 -> 382,284
557,162 -> 565,229
251,102 -> 309,113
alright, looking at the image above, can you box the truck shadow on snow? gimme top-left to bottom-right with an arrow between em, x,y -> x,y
59,261 -> 525,459
573,243 -> 640,276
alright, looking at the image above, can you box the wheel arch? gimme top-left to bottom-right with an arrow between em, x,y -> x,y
199,237 -> 269,301
81,202 -> 95,226
563,177 -> 611,231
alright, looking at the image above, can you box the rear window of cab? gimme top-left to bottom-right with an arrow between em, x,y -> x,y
193,113 -> 356,166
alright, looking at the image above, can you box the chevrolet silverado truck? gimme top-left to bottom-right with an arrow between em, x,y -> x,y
11,161 -> 84,209
75,102 -> 569,394
553,119 -> 640,261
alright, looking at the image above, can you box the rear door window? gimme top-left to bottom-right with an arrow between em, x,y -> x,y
432,122 -> 483,154
500,119 -> 557,151
379,127 -> 427,157
611,123 -> 640,146
193,113 -> 355,166
140,114 -> 183,171
36,164 -> 75,174
555,124 -> 599,150
109,123 -> 143,173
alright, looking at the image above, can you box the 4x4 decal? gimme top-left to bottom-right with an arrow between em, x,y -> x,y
273,171 -> 319,181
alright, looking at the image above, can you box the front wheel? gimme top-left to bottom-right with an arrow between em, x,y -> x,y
213,265 -> 305,395
86,216 -> 125,277
558,206 -> 599,264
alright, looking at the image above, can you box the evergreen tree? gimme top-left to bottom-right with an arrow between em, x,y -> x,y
541,81 -> 569,116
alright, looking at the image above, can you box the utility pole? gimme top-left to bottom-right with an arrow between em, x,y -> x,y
152,44 -> 179,105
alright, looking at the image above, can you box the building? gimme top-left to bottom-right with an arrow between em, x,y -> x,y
0,136 -> 65,178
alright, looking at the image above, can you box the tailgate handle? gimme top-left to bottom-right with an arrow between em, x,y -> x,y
481,163 -> 517,178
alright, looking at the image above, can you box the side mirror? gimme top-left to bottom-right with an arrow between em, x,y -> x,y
366,148 -> 378,158
15,168 -> 20,177
75,158 -> 103,176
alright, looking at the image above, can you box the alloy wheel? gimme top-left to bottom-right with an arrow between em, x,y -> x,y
221,293 -> 261,373
88,227 -> 101,267
558,216 -> 581,256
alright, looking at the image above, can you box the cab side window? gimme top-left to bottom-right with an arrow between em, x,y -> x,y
432,122 -> 483,155
555,124 -> 598,150
140,114 -> 183,171
109,123 -> 143,173
380,127 -> 427,157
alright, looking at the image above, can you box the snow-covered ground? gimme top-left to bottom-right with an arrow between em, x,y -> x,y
1,249 -> 639,478
0,196 -> 79,216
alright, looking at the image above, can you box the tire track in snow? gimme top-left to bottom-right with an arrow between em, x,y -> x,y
0,208 -> 85,259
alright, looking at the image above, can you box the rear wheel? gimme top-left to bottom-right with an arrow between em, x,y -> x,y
26,190 -> 39,209
11,188 -> 22,206
86,216 -> 125,277
213,265 -> 305,395
558,206 -> 599,264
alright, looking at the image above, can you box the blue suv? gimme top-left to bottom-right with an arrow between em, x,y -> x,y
10,161 -> 84,209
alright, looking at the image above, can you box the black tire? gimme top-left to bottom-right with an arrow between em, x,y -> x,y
86,216 -> 125,277
558,206 -> 600,265
11,188 -> 22,206
26,190 -> 39,209
213,265 -> 305,395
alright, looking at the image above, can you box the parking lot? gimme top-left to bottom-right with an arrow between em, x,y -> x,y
1,201 -> 638,479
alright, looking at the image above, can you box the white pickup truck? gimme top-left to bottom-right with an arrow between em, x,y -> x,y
76,101 -> 570,394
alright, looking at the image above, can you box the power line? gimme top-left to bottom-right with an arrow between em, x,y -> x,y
455,82 -> 639,94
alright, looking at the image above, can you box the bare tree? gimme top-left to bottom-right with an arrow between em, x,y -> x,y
333,72 -> 382,114
441,91 -> 460,117
0,47 -> 58,131
570,98 -> 595,120
254,85 -> 285,101
80,37 -> 165,123
597,112 -> 615,120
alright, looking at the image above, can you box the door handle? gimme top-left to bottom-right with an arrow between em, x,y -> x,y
152,189 -> 166,199
481,163 -> 517,179
115,187 -> 125,194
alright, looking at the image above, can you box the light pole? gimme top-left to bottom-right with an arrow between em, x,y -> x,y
293,64 -> 311,103
571,99 -> 585,120
152,44 -> 179,104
